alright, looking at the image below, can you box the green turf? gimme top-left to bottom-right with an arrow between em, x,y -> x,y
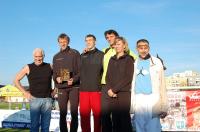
0,102 -> 30,110
0,128 -> 29,132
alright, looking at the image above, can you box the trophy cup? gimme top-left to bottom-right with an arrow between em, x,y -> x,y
59,68 -> 70,82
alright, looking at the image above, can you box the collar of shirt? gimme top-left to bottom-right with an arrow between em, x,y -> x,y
60,46 -> 70,53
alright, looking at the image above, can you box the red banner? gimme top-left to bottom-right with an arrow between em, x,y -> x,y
186,90 -> 200,130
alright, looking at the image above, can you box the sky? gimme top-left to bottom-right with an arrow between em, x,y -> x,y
0,0 -> 200,85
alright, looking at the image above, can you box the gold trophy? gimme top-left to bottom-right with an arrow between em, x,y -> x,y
59,68 -> 70,82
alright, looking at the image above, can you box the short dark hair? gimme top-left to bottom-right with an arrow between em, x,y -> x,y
57,33 -> 70,43
104,29 -> 119,38
136,39 -> 149,46
85,34 -> 96,41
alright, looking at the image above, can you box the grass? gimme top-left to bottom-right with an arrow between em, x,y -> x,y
0,102 -> 30,110
0,128 -> 29,132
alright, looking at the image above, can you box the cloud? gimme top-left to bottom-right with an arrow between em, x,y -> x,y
151,41 -> 200,54
181,27 -> 200,36
166,62 -> 200,75
101,1 -> 168,15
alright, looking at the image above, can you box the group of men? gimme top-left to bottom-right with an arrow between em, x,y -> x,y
14,29 -> 168,132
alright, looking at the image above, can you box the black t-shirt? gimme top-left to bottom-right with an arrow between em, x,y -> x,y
27,62 -> 52,98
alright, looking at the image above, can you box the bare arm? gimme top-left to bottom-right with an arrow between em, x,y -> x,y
14,65 -> 33,99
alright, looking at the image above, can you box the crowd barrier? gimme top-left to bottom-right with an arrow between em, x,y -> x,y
0,89 -> 200,131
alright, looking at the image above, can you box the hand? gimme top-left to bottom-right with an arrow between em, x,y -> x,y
160,112 -> 167,119
67,78 -> 73,86
107,89 -> 117,98
51,88 -> 58,98
56,77 -> 62,84
24,91 -> 33,100
83,47 -> 89,53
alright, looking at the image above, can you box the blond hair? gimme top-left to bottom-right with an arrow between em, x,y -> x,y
115,36 -> 129,53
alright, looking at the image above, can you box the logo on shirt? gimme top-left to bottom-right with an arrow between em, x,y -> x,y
136,67 -> 149,76
56,58 -> 64,61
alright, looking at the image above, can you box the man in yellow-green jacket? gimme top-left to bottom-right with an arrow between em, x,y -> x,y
101,29 -> 137,132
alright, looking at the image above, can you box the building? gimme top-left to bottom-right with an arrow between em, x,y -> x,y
166,70 -> 200,88
0,84 -> 29,102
